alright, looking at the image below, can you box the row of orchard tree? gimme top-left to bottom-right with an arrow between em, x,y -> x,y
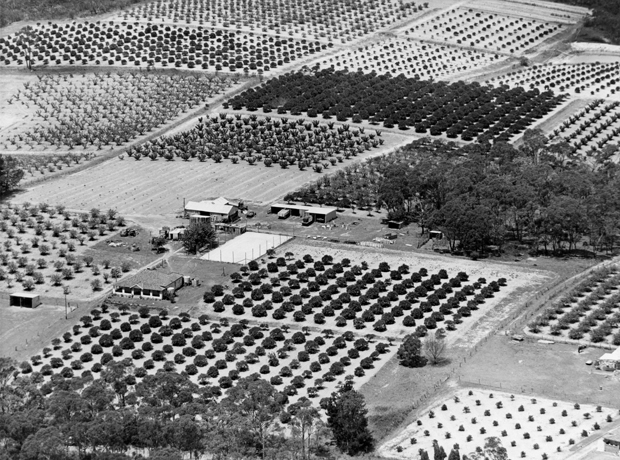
374,130 -> 620,254
0,357 -> 374,460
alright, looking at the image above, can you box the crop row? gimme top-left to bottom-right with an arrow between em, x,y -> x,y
225,69 -> 565,142
528,266 -> 620,345
0,203 -> 130,291
3,72 -> 234,150
117,0 -> 425,43
551,100 -> 620,157
487,62 -> 620,99
315,37 -> 503,81
1,21 -> 327,72
22,306 -> 394,405
403,8 -> 563,54
202,254 -> 506,336
124,113 -> 383,170
387,389 -> 615,460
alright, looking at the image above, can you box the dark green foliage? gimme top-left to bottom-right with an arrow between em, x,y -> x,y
397,334 -> 427,367
323,383 -> 375,455
181,220 -> 217,254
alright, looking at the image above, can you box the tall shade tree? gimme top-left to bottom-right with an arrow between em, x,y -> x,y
322,382 -> 374,455
221,376 -> 286,460
181,220 -> 217,254
0,156 -> 24,197
397,334 -> 427,368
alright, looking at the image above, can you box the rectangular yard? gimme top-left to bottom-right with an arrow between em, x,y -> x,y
202,231 -> 292,264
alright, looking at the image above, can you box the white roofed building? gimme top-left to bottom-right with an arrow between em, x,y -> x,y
185,197 -> 239,222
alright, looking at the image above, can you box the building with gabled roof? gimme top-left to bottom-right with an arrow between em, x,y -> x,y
185,197 -> 239,222
113,270 -> 184,300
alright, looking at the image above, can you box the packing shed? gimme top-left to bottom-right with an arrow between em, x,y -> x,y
306,207 -> 337,223
185,197 -> 239,222
10,292 -> 42,308
270,203 -> 337,223
270,203 -> 311,217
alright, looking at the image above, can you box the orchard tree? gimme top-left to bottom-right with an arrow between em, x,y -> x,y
397,334 -> 427,368
467,437 -> 507,460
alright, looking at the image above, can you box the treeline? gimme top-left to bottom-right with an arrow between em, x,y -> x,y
0,0 -> 143,28
0,357 -> 374,459
290,131 -> 620,255
548,0 -> 620,44
388,132 -> 620,254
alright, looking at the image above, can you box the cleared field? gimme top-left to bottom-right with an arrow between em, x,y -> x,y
12,132 -> 409,214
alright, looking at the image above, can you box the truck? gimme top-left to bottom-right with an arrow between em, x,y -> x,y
302,213 -> 314,226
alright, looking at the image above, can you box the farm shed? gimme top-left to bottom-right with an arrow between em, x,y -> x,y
9,292 -> 41,308
429,230 -> 444,240
587,449 -> 620,460
214,222 -> 246,235
306,207 -> 337,223
388,220 -> 404,229
113,271 -> 184,300
596,347 -> 620,371
603,433 -> 620,453
270,203 -> 311,217
185,197 -> 239,222
169,228 -> 185,240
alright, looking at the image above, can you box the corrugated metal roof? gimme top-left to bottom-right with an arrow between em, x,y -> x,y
186,198 -> 237,215
271,203 -> 310,211
306,206 -> 337,215
117,271 -> 183,291
10,292 -> 40,299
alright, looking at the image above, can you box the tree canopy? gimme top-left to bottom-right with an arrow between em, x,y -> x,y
322,382 -> 374,456
181,220 -> 217,254
397,334 -> 427,368
0,358 -> 335,460
0,156 -> 24,197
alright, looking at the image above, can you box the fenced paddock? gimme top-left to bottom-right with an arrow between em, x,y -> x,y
202,231 -> 292,264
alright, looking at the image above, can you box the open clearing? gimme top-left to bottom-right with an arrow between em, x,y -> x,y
11,131 -> 410,214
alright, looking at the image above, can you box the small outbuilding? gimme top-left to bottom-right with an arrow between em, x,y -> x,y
270,204 -> 337,223
387,220 -> 405,229
10,292 -> 42,308
429,230 -> 444,240
603,433 -> 620,454
185,197 -> 239,222
113,271 -> 184,300
596,347 -> 620,371
169,228 -> 186,240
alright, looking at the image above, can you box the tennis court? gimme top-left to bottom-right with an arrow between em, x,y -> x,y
202,231 -> 292,264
